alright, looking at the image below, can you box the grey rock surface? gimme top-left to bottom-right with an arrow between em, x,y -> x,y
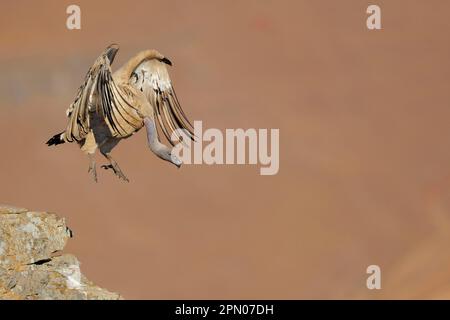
0,204 -> 121,300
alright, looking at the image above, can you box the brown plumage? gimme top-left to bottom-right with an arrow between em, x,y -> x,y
47,44 -> 194,182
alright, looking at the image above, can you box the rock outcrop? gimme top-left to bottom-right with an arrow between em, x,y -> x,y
0,205 -> 121,300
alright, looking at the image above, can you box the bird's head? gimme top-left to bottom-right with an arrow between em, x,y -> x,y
105,44 -> 119,63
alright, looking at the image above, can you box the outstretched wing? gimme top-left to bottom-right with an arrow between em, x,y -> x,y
131,58 -> 195,145
65,45 -> 142,142
64,58 -> 100,142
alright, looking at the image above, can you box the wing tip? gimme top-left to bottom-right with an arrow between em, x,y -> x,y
105,44 -> 120,63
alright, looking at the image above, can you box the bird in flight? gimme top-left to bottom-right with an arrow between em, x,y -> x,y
46,44 -> 194,182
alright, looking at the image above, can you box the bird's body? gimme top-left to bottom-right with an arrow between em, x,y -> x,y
47,45 -> 194,181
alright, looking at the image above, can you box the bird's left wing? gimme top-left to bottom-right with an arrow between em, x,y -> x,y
131,57 -> 195,145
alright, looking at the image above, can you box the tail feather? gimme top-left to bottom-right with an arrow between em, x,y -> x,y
46,132 -> 65,146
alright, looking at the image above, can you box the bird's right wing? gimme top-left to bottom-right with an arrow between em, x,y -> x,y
65,45 -> 141,142
64,62 -> 98,142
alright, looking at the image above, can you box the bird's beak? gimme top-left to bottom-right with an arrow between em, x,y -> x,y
170,153 -> 183,168
106,45 -> 119,63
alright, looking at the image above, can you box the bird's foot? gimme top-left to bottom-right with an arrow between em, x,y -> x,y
101,164 -> 129,182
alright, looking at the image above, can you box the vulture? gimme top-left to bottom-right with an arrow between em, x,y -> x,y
46,44 -> 194,182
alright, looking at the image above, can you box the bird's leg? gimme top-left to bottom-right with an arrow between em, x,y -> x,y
81,131 -> 99,182
101,153 -> 129,182
87,153 -> 98,182
143,117 -> 182,167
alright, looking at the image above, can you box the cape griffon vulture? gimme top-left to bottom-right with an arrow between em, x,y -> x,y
46,44 -> 194,182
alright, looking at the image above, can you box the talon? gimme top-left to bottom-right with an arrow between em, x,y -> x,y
101,161 -> 129,182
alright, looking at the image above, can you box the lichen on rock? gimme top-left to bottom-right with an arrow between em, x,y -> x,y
0,204 -> 121,300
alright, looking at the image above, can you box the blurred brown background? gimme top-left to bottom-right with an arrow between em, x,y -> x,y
1,0 -> 450,299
